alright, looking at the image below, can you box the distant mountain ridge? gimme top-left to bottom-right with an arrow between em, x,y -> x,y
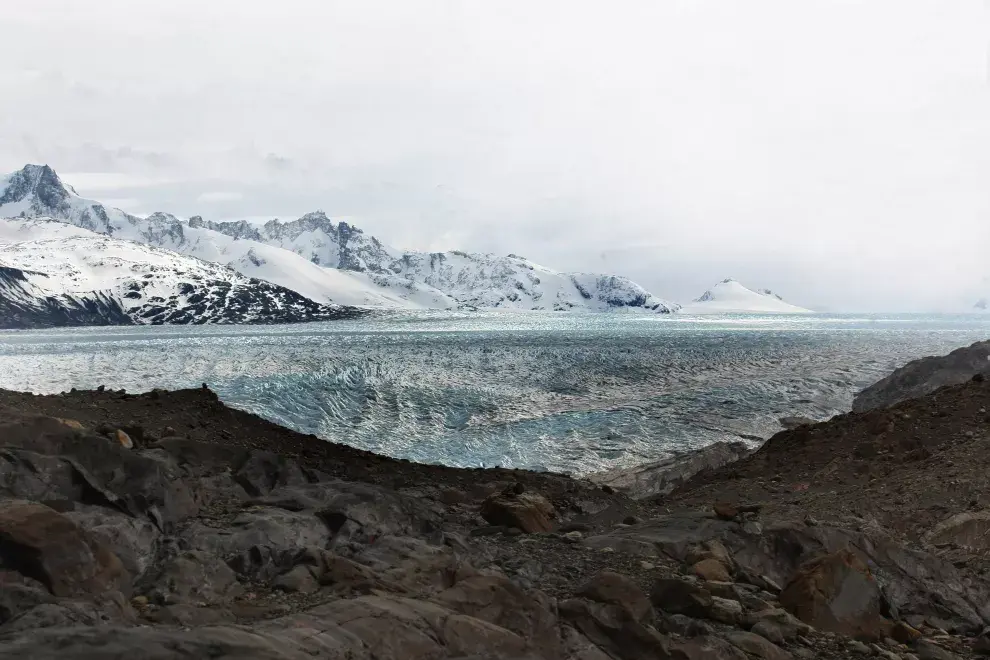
0,164 -> 681,314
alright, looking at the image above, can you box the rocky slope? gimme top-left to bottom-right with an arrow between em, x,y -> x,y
852,339 -> 990,412
0,218 -> 358,328
0,374 -> 987,658
0,164 -> 680,313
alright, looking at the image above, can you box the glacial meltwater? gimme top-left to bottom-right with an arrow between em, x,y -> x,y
1,311 -> 988,475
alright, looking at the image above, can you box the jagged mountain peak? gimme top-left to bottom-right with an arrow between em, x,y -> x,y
262,210 -> 368,240
0,164 -> 75,207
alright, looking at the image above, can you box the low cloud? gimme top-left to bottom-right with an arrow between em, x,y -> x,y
1,1 -> 988,312
196,191 -> 244,203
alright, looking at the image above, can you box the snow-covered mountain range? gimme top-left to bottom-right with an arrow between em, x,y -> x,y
0,165 -> 680,315
679,279 -> 811,314
0,218 -> 358,328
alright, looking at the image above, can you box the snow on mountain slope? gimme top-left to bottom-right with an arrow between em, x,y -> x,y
0,264 -> 132,329
200,212 -> 398,271
1,164 -> 680,313
0,218 -> 358,327
204,212 -> 680,312
142,213 -> 455,309
679,279 -> 811,314
0,169 -> 454,309
0,165 -> 136,236
388,251 -> 679,311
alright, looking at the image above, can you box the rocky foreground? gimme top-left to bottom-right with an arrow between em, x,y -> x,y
1,379 -> 990,659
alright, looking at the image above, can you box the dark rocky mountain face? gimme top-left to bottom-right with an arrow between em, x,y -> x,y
0,231 -> 365,328
1,164 -> 64,203
0,164 -> 72,213
126,275 -> 364,326
0,266 -> 132,328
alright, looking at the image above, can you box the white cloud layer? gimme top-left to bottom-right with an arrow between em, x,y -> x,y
2,0 -> 989,311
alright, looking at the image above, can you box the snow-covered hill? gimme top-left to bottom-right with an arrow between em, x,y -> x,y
0,218 -> 357,328
0,164 -> 680,313
679,279 -> 811,314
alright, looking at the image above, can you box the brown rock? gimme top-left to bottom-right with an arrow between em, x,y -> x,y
668,635 -> 749,659
708,596 -> 743,624
142,550 -> 242,605
0,500 -> 129,597
651,578 -> 713,619
725,630 -> 793,660
560,598 -> 670,660
115,429 -> 134,449
55,418 -> 85,431
890,620 -> 922,644
438,488 -> 467,505
576,571 -> 653,623
434,574 -> 559,657
320,553 -> 382,591
779,549 -> 888,639
273,565 -> 320,594
686,539 -> 733,567
749,608 -> 813,642
691,558 -> 731,583
480,487 -> 555,533
714,501 -> 739,520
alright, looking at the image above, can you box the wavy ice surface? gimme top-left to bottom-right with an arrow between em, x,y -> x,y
1,312 -> 988,474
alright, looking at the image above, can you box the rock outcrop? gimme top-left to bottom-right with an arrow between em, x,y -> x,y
0,382 -> 986,658
853,339 -> 990,411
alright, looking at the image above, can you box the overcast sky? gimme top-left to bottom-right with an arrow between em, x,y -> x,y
1,1 -> 989,311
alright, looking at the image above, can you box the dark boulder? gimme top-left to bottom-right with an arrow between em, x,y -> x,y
0,500 -> 130,598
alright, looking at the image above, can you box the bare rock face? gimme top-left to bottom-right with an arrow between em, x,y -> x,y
479,486 -> 555,533
2,384 -> 990,659
691,558 -> 732,583
852,339 -> 990,412
0,500 -> 129,598
778,550 -> 888,640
